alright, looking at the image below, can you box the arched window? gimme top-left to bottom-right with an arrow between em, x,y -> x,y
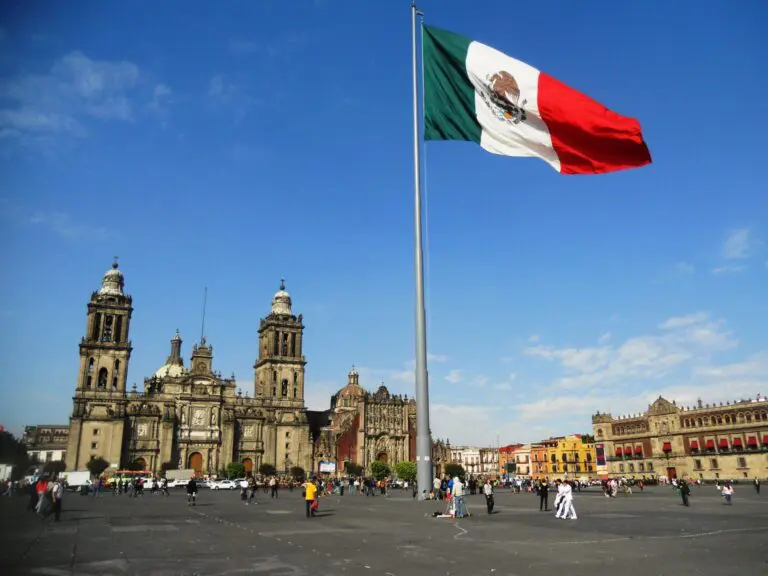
281,379 -> 288,397
86,376 -> 92,388
114,359 -> 120,372
293,372 -> 298,397
112,377 -> 118,390
115,316 -> 123,343
98,368 -> 108,389
272,370 -> 277,382
88,358 -> 95,373
92,313 -> 101,340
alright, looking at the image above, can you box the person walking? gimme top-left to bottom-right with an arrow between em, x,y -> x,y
722,482 -> 734,505
483,479 -> 494,514
680,479 -> 690,507
186,478 -> 198,506
304,478 -> 318,518
755,478 -> 760,494
539,479 -> 549,512
51,477 -> 64,522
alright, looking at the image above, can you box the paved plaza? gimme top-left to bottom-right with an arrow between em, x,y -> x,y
1,486 -> 766,575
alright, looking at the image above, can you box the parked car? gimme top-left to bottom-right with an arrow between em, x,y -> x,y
209,479 -> 238,490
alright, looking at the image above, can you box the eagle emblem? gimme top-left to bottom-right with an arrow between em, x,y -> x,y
481,70 -> 527,125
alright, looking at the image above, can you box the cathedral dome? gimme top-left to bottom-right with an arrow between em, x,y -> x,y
153,363 -> 185,378
271,279 -> 292,315
98,259 -> 124,296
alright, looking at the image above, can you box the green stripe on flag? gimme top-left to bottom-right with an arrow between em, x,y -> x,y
423,25 -> 481,143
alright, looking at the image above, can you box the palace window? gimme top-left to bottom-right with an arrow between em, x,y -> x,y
710,458 -> 719,469
694,459 -> 702,470
737,457 -> 747,468
647,462 -> 653,471
619,464 -> 625,473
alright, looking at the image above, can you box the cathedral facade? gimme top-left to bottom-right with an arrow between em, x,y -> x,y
65,261 -> 313,476
311,368 -> 417,474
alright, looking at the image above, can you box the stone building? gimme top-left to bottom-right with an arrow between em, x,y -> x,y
592,395 -> 768,481
65,261 -> 313,476
23,425 -> 70,464
311,367 -> 417,475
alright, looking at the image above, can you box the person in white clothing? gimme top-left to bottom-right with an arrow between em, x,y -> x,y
560,481 -> 577,520
553,479 -> 565,518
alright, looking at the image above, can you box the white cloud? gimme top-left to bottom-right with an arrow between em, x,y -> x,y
711,264 -> 746,275
528,334 -> 540,343
444,369 -> 462,384
722,228 -> 752,260
0,51 -> 164,148
525,311 -> 737,391
148,83 -> 172,114
428,353 -> 447,363
658,312 -> 709,330
207,74 -> 257,121
598,332 -> 611,344
26,210 -> 116,240
675,261 -> 695,275
470,375 -> 489,388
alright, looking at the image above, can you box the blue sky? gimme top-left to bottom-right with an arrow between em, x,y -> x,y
1,1 -> 766,445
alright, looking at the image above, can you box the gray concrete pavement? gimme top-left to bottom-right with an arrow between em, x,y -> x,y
1,485 -> 766,575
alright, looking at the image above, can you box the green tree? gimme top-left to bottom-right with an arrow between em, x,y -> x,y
395,461 -> 417,483
0,430 -> 30,480
370,460 -> 391,481
226,462 -> 246,479
259,463 -> 277,477
290,466 -> 306,482
86,456 -> 110,478
580,434 -> 596,444
43,460 -> 66,477
445,463 -> 465,479
125,459 -> 145,471
345,462 -> 363,477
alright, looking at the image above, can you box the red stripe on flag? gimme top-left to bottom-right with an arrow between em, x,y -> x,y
538,73 -> 652,175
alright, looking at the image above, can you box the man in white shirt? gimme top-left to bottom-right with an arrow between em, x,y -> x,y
51,478 -> 64,522
452,476 -> 467,518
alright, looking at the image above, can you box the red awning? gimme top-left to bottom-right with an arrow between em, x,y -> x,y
747,436 -> 757,446
625,446 -> 632,455
719,438 -> 729,448
763,435 -> 768,445
662,442 -> 672,452
706,439 -> 715,449
690,440 -> 699,450
634,446 -> 643,454
615,447 -> 622,456
733,438 -> 743,447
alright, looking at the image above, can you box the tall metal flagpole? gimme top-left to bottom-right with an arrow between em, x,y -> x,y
411,1 -> 432,500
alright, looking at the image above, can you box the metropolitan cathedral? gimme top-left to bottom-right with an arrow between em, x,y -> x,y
65,260 -> 314,476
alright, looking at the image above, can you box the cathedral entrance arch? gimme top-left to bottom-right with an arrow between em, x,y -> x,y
376,452 -> 388,463
242,458 -> 253,473
188,452 -> 203,474
135,457 -> 147,471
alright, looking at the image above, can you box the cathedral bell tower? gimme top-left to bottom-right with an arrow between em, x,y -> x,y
65,259 -> 133,471
254,280 -> 306,405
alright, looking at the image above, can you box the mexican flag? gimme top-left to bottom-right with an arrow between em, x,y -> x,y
422,25 -> 652,174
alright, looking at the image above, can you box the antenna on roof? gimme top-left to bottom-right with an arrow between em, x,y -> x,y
200,286 -> 208,343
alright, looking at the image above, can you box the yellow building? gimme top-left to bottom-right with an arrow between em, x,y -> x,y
541,434 -> 597,480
